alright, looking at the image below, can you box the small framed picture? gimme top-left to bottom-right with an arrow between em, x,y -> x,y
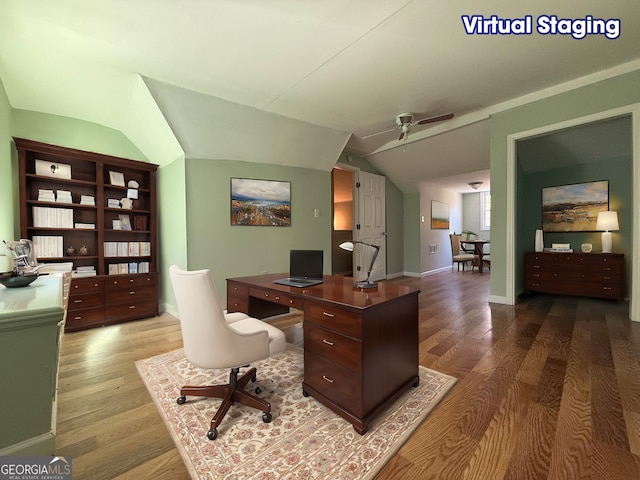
112,219 -> 122,230
109,171 -> 125,187
118,214 -> 132,231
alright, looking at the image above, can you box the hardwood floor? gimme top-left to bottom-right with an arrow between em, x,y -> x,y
55,271 -> 640,479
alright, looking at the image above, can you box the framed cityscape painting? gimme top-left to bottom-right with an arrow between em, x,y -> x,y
542,180 -> 608,232
231,177 -> 291,226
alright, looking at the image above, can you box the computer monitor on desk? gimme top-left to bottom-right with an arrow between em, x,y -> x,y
272,250 -> 323,287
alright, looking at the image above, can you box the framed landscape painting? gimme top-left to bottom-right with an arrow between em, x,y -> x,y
431,200 -> 450,229
231,178 -> 291,226
542,180 -> 608,232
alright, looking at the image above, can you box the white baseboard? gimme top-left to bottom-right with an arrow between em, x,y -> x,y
488,294 -> 509,305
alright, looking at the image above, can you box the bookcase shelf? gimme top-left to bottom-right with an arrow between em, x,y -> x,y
15,137 -> 159,332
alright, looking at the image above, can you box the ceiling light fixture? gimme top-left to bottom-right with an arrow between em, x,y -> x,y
468,181 -> 483,190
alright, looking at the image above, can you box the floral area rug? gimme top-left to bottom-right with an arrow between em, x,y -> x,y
136,345 -> 456,479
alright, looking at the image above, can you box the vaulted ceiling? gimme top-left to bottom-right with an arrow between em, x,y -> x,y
1,1 -> 639,192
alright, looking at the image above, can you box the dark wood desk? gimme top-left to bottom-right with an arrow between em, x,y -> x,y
227,273 -> 420,434
461,239 -> 490,273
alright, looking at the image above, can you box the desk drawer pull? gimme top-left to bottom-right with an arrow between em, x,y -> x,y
322,375 -> 334,383
275,296 -> 280,300
129,305 -> 136,309
74,299 -> 83,303
323,312 -> 335,317
129,291 -> 136,295
322,339 -> 334,346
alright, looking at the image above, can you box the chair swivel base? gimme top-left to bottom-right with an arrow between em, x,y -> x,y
176,366 -> 272,440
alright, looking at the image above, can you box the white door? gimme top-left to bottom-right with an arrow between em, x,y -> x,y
354,171 -> 386,282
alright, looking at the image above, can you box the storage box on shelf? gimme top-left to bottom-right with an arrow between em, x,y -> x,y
15,137 -> 159,331
524,251 -> 624,300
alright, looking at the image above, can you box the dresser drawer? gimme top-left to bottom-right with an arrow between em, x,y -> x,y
588,255 -> 624,267
66,307 -> 105,329
587,283 -> 624,300
68,292 -> 104,311
305,302 -> 362,338
106,299 -> 158,318
107,274 -> 157,290
249,288 -> 303,309
70,277 -> 104,293
106,285 -> 157,304
304,351 -> 362,415
304,324 -> 362,372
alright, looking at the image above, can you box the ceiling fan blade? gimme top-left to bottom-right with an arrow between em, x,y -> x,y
415,113 -> 455,125
362,126 -> 397,140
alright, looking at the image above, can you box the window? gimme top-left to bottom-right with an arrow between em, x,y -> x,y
481,191 -> 491,230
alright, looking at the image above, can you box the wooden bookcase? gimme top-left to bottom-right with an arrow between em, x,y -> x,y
15,137 -> 159,331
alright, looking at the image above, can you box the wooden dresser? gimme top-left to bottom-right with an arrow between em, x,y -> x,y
227,273 -> 420,434
524,252 -> 624,300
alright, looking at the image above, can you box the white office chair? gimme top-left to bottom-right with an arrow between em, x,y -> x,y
169,265 -> 286,440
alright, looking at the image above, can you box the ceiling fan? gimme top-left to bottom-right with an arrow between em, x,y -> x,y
363,112 -> 454,141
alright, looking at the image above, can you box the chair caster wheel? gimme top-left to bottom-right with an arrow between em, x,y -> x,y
207,428 -> 218,440
302,390 -> 309,397
176,396 -> 186,405
251,374 -> 257,383
262,412 -> 272,423
255,386 -> 262,394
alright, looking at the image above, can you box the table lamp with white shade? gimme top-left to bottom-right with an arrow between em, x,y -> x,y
595,211 -> 619,253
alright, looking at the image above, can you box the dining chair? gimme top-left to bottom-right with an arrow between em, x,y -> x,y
449,234 -> 477,272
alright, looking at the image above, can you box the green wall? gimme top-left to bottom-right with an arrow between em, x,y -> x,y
184,159 -> 332,300
157,157 -> 188,315
0,77 -> 13,251
490,69 -> 640,300
403,192 -> 421,275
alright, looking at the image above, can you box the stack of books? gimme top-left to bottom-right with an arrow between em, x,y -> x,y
80,195 -> 95,206
37,189 -> 55,202
72,266 -> 96,277
56,190 -> 73,204
74,223 -> 96,229
545,243 -> 573,253
107,198 -> 121,208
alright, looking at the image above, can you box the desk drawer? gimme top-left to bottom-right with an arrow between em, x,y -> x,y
304,351 -> 362,415
305,302 -> 362,338
249,288 -> 302,309
305,324 -> 362,372
227,293 -> 249,313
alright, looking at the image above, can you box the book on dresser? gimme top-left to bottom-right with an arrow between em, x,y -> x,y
15,137 -> 159,332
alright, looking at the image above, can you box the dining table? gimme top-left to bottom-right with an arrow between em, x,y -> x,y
460,239 -> 490,273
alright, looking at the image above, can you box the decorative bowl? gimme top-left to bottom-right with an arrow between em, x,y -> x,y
0,272 -> 39,288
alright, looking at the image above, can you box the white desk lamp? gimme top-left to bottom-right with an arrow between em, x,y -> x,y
595,211 -> 619,253
339,241 -> 380,289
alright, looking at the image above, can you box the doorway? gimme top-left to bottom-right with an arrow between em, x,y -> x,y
331,167 -> 354,275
